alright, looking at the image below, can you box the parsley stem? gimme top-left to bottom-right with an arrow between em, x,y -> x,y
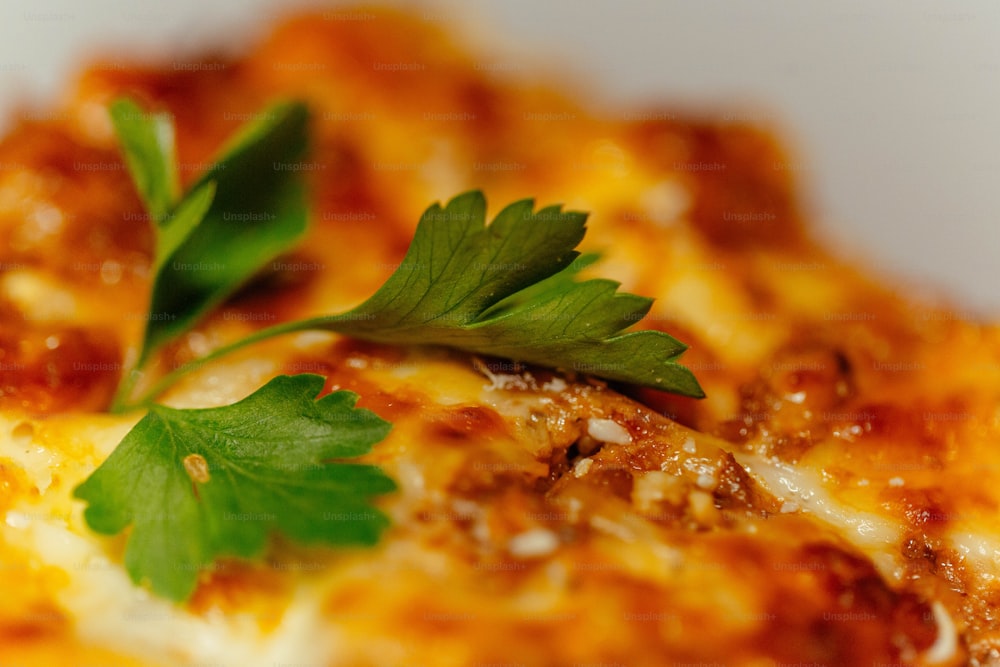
109,367 -> 143,414
127,319 -> 322,409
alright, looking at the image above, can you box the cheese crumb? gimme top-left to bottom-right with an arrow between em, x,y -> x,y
183,454 -> 211,484
508,529 -> 559,559
633,471 -> 684,510
541,378 -> 567,393
572,458 -> 593,478
688,490 -> 716,524
696,473 -> 716,490
590,515 -> 634,542
586,418 -> 632,445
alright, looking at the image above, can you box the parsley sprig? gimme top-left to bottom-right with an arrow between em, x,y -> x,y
108,98 -> 309,408
77,98 -> 703,602
142,191 -> 704,401
76,375 -> 394,601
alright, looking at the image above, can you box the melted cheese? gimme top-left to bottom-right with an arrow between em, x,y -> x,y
1,7 -> 996,666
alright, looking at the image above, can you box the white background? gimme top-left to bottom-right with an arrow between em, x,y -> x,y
2,0 -> 998,314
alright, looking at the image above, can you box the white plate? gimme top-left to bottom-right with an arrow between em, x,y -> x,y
2,0 -> 998,313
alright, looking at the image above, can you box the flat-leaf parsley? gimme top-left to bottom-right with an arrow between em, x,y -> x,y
75,375 -> 394,601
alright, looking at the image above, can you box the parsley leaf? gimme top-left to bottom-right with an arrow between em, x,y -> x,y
324,192 -> 703,396
196,192 -> 702,398
150,181 -> 216,276
75,374 -> 395,602
326,191 -> 588,334
110,98 -> 180,219
141,101 -> 310,365
110,98 -> 310,370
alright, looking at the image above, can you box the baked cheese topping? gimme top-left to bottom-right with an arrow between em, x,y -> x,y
2,8 -> 999,666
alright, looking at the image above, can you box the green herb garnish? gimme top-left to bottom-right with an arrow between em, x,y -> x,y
109,98 -> 180,219
108,98 -> 309,396
75,375 -> 394,601
160,191 -> 704,398
77,97 -> 702,602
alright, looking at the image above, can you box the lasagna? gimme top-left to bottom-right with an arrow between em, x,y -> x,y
2,8 -> 998,666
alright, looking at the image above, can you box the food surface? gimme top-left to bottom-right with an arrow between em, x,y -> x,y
2,8 -> 1000,666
